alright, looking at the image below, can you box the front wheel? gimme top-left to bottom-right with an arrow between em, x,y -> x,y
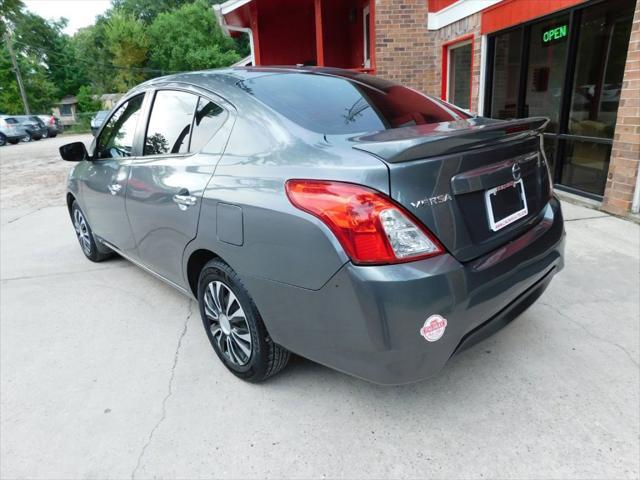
70,201 -> 112,262
198,259 -> 290,382
0,133 -> 6,146
21,133 -> 31,142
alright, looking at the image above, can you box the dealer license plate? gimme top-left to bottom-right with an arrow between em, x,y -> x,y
485,179 -> 528,232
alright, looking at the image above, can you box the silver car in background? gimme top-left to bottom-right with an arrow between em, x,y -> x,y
59,67 -> 565,384
0,116 -> 28,146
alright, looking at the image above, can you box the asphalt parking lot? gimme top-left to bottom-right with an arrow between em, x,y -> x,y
1,135 -> 639,479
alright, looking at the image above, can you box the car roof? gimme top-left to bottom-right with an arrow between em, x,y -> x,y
133,66 -> 397,105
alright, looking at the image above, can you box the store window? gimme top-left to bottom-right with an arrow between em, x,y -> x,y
484,0 -> 635,198
443,38 -> 473,110
524,16 -> 569,132
490,30 -> 522,119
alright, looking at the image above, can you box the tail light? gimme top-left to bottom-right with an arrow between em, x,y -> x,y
49,117 -> 55,125
285,180 -> 444,265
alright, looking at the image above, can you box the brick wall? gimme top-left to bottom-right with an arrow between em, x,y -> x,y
602,0 -> 640,215
374,0 -> 432,92
374,1 -> 482,111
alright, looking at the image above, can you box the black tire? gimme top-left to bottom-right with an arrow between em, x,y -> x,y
70,201 -> 112,262
21,132 -> 31,142
42,130 -> 49,138
8,139 -> 20,145
0,133 -> 6,146
198,259 -> 290,382
50,132 -> 57,138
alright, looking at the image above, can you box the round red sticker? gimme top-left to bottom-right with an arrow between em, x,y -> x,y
420,315 -> 447,342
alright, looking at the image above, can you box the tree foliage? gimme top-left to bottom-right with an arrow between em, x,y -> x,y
76,85 -> 102,113
148,0 -> 240,72
104,11 -> 149,91
0,0 -> 246,115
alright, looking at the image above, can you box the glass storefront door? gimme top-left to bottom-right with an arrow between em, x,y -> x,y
484,0 -> 635,198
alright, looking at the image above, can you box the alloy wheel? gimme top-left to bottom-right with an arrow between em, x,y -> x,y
73,209 -> 92,255
203,280 -> 253,366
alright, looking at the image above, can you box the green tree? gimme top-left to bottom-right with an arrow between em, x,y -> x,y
12,12 -> 87,98
72,16 -> 117,93
104,11 -> 149,91
111,0 -> 193,24
76,85 -> 102,112
0,42 -> 57,114
0,0 -> 24,36
147,0 -> 240,72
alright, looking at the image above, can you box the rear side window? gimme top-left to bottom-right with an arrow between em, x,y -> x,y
4,117 -> 18,124
238,73 -> 464,134
144,90 -> 198,156
189,97 -> 227,152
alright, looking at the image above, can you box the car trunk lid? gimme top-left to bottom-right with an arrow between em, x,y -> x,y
350,117 -> 553,262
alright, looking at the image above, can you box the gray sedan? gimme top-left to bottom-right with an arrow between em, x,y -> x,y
59,67 -> 565,384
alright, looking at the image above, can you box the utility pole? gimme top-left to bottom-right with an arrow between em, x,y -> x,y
4,29 -> 30,114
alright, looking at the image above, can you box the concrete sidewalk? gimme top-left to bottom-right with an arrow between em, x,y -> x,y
1,200 -> 638,479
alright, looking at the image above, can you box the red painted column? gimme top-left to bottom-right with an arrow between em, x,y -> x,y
314,0 -> 325,66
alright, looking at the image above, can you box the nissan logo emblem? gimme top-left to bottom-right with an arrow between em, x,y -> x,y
512,163 -> 522,181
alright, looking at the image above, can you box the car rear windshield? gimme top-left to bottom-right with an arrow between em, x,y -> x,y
237,73 -> 468,135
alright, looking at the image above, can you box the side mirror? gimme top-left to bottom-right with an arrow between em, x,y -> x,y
59,142 -> 88,162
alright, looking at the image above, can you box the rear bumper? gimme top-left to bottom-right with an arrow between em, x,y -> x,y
247,197 -> 565,385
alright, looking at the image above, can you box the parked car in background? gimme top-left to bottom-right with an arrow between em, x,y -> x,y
37,115 -> 62,137
90,110 -> 109,136
60,67 -> 565,384
14,115 -> 47,141
0,116 -> 28,146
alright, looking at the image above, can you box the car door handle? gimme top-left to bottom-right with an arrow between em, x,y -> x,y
108,183 -> 122,195
173,191 -> 197,211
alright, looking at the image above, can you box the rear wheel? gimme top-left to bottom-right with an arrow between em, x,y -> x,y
198,259 -> 290,382
21,133 -> 31,142
70,201 -> 112,262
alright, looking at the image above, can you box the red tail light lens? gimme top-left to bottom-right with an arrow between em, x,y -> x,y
285,180 -> 444,265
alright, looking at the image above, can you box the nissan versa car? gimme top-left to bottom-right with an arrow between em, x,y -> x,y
60,67 -> 565,384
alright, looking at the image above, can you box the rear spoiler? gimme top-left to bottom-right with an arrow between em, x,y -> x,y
351,117 -> 549,163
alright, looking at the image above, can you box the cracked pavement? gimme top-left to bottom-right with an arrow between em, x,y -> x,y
1,138 -> 639,479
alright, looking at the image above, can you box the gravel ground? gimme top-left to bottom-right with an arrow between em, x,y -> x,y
0,134 -> 92,213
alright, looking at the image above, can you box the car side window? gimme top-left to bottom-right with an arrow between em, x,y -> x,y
96,94 -> 144,159
144,90 -> 198,156
189,97 -> 227,152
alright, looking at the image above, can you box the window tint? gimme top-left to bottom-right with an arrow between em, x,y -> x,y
144,90 -> 198,156
97,94 -> 144,159
189,97 -> 227,152
238,73 -> 462,134
4,117 -> 18,124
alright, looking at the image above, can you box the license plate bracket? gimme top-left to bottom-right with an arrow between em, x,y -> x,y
485,179 -> 528,232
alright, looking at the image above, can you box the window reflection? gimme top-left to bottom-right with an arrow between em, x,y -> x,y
568,0 -> 634,139
524,16 -> 569,132
97,95 -> 144,159
144,90 -> 198,156
448,42 -> 472,110
238,73 -> 462,135
491,30 -> 521,119
189,97 -> 227,152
